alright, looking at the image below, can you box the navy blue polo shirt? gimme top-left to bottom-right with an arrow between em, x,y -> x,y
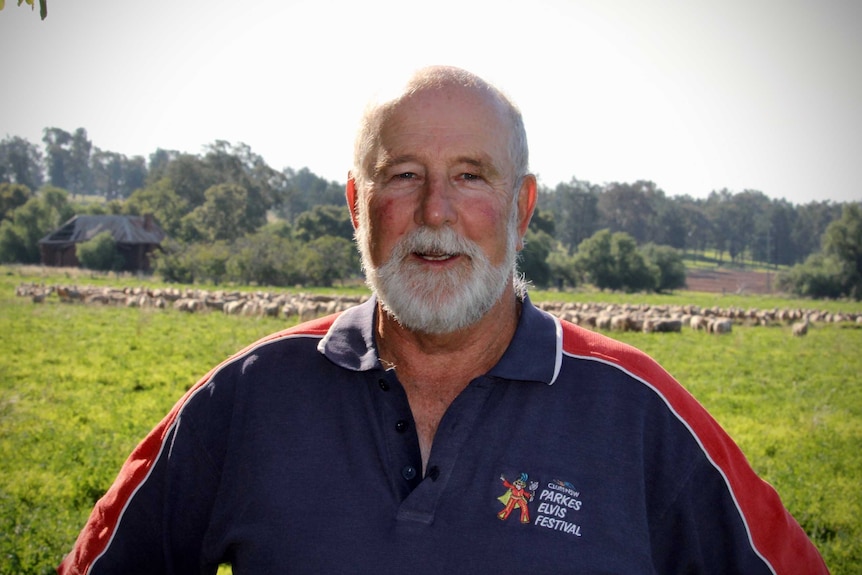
61,296 -> 827,574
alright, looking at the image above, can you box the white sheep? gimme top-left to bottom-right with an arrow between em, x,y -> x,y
791,318 -> 809,337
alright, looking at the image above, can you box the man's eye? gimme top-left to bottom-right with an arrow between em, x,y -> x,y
462,173 -> 482,181
396,172 -> 416,180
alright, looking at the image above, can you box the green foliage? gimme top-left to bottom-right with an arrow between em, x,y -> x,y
224,232 -> 303,286
613,232 -> 657,292
300,236 -> 359,286
2,0 -> 48,19
0,136 -> 44,191
0,182 -> 32,221
76,231 -> 123,271
153,240 -> 233,285
293,204 -> 354,243
42,128 -> 92,195
777,253 -> 845,299
822,203 -> 862,299
183,183 -> 253,242
123,178 -> 189,238
640,242 -> 687,292
519,229 -> 553,287
779,203 -> 862,300
546,246 -> 578,289
528,208 -> 556,237
0,187 -> 73,263
574,229 -> 657,292
276,167 -> 344,222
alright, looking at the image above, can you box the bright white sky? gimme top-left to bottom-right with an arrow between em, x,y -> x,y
1,0 -> 860,205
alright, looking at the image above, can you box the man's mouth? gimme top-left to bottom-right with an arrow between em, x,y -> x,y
415,251 -> 457,262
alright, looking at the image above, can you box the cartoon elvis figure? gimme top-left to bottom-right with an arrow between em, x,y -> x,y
497,473 -> 536,523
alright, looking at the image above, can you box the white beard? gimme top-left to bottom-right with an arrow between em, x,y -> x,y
357,213 -> 520,335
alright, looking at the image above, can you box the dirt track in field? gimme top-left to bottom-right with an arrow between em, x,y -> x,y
684,268 -> 778,295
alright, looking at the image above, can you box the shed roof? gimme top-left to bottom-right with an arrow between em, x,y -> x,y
39,215 -> 166,246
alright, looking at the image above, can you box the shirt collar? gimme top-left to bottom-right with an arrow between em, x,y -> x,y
318,293 -> 562,385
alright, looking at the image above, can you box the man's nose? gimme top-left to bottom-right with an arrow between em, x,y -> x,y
415,175 -> 458,227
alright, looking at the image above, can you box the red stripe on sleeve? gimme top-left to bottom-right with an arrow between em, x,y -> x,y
560,322 -> 828,574
57,316 -> 336,574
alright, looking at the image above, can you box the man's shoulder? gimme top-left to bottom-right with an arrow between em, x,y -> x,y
558,319 -> 647,361
556,318 -> 675,389
281,312 -> 340,337
259,312 -> 340,342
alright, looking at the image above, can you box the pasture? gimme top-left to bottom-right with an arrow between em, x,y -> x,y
1,266 -> 860,574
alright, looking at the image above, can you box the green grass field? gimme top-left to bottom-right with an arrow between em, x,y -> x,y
1,266 -> 860,573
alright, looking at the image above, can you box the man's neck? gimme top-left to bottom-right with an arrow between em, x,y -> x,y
375,290 -> 521,385
375,290 -> 522,471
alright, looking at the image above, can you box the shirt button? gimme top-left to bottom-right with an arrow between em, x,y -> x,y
395,419 -> 409,433
401,465 -> 417,481
378,379 -> 390,391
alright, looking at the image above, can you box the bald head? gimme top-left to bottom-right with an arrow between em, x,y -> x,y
351,66 -> 529,190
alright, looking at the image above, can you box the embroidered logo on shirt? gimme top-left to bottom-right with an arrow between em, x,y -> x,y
496,473 -> 584,537
497,473 -> 538,523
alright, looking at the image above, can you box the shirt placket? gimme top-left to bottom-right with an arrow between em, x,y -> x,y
371,368 -> 424,502
394,376 -> 496,525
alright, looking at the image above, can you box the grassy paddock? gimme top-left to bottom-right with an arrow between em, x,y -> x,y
1,266 -> 860,573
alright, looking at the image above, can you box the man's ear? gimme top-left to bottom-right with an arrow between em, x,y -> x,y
346,174 -> 360,229
516,174 -> 538,250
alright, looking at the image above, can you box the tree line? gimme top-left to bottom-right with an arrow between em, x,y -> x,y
0,128 -> 859,298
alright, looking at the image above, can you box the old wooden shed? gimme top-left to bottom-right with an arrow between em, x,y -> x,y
38,214 -> 166,271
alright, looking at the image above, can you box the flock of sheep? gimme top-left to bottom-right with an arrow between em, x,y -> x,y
16,283 -> 366,324
532,300 -> 861,336
15,282 -> 862,336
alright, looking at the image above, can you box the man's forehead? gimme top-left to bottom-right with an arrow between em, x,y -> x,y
377,89 -> 510,148
389,83 -> 503,119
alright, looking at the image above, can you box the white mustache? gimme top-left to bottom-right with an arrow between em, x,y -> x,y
391,226 -> 484,263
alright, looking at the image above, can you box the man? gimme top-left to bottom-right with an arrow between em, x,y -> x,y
59,66 -> 828,574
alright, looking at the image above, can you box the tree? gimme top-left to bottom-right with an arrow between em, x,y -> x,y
758,199 -> 798,266
91,149 -> 147,199
277,166 -> 345,222
43,127 -> 93,195
640,243 -> 686,292
300,236 -> 358,286
542,179 -> 600,254
519,229 -> 552,288
612,232 -> 657,293
0,183 -> 32,221
225,232 -> 303,286
597,181 -> 658,244
124,179 -> 189,238
202,141 -> 276,231
547,246 -> 578,289
77,231 -> 123,271
793,201 -> 843,261
0,136 -> 44,191
183,183 -> 255,243
777,253 -> 845,299
821,203 -> 862,299
676,197 -> 711,255
777,203 -> 861,300
146,148 -> 180,184
651,196 -> 688,249
0,186 -> 72,263
574,229 -> 656,292
574,229 -> 615,289
293,205 -> 354,242
158,153 -> 215,208
529,208 -> 555,237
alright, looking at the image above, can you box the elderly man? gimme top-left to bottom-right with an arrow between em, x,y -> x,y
60,66 -> 827,574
